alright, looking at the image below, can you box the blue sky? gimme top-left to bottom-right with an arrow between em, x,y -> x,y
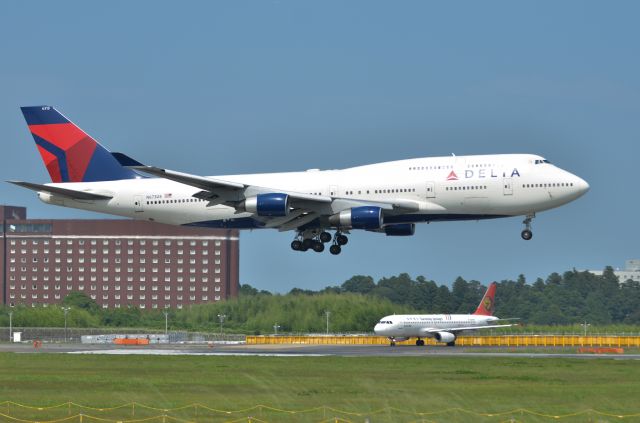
1,1 -> 638,292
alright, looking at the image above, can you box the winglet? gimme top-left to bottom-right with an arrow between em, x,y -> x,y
473,282 -> 497,316
111,152 -> 145,167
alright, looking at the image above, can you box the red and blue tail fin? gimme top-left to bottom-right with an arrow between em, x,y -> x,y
473,282 -> 497,316
20,106 -> 139,183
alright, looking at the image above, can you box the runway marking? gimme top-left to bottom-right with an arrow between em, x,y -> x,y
67,349 -> 328,357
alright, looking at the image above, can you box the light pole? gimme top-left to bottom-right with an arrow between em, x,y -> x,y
273,323 -> 281,336
62,307 -> 71,343
163,311 -> 169,335
581,321 -> 590,337
8,311 -> 13,343
217,314 -> 226,338
325,310 -> 331,335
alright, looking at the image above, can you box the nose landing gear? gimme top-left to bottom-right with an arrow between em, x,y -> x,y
521,214 -> 535,240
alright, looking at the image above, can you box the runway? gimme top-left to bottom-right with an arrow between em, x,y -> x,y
1,342 -> 639,359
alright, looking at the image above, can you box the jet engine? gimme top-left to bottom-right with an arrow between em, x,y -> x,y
241,193 -> 289,216
328,206 -> 383,229
433,331 -> 456,344
384,223 -> 415,236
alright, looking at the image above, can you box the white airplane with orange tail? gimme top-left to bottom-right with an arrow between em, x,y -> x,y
374,282 -> 515,346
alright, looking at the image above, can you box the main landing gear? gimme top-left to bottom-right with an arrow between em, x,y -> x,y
415,338 -> 425,346
521,213 -> 535,241
291,230 -> 349,255
329,232 -> 348,256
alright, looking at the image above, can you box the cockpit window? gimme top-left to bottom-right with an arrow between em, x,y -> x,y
534,159 -> 551,165
378,320 -> 393,324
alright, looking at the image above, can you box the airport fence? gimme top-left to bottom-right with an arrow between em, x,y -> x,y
1,402 -> 640,423
0,327 -> 245,344
246,334 -> 640,347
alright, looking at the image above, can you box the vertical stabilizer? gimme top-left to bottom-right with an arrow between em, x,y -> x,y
20,106 -> 138,183
473,282 -> 497,316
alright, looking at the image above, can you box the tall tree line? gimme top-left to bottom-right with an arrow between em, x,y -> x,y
0,266 -> 638,332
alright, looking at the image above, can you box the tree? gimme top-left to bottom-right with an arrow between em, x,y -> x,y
341,275 -> 375,294
62,292 -> 99,313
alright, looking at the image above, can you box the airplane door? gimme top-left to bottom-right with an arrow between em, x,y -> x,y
426,181 -> 435,198
503,178 -> 513,196
134,195 -> 144,212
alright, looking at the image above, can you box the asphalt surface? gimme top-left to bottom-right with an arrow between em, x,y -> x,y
0,342 -> 639,359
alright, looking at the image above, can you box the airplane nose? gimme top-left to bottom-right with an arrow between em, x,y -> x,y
575,176 -> 590,196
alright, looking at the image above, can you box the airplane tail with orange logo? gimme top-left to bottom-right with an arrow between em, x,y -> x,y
473,282 -> 497,316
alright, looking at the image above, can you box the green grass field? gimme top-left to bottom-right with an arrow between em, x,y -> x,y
0,353 -> 639,422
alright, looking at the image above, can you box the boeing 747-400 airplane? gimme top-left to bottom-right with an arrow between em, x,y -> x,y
374,282 -> 514,346
10,106 -> 589,254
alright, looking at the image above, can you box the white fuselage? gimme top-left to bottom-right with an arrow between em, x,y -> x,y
374,314 -> 499,339
37,153 -> 589,230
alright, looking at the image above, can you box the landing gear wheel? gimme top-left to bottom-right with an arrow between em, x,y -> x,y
302,238 -> 313,249
336,234 -> 348,246
329,244 -> 342,255
390,341 -> 396,347
521,229 -> 533,240
415,339 -> 425,346
521,214 -> 534,241
319,232 -> 332,243
446,341 -> 456,347
291,240 -> 302,251
312,241 -> 325,253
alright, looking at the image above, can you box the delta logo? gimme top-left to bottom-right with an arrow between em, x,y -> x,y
444,168 -> 521,181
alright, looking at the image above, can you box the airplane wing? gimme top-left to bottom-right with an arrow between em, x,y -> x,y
113,154 -> 429,231
7,181 -> 113,200
424,323 -> 516,333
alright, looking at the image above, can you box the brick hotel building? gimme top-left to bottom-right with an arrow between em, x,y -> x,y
0,205 -> 239,309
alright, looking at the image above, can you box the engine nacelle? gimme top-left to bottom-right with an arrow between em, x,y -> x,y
328,206 -> 383,229
433,331 -> 456,344
384,223 -> 415,236
243,193 -> 289,217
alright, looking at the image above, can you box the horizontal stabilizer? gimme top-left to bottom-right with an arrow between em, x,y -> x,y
7,180 -> 113,200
